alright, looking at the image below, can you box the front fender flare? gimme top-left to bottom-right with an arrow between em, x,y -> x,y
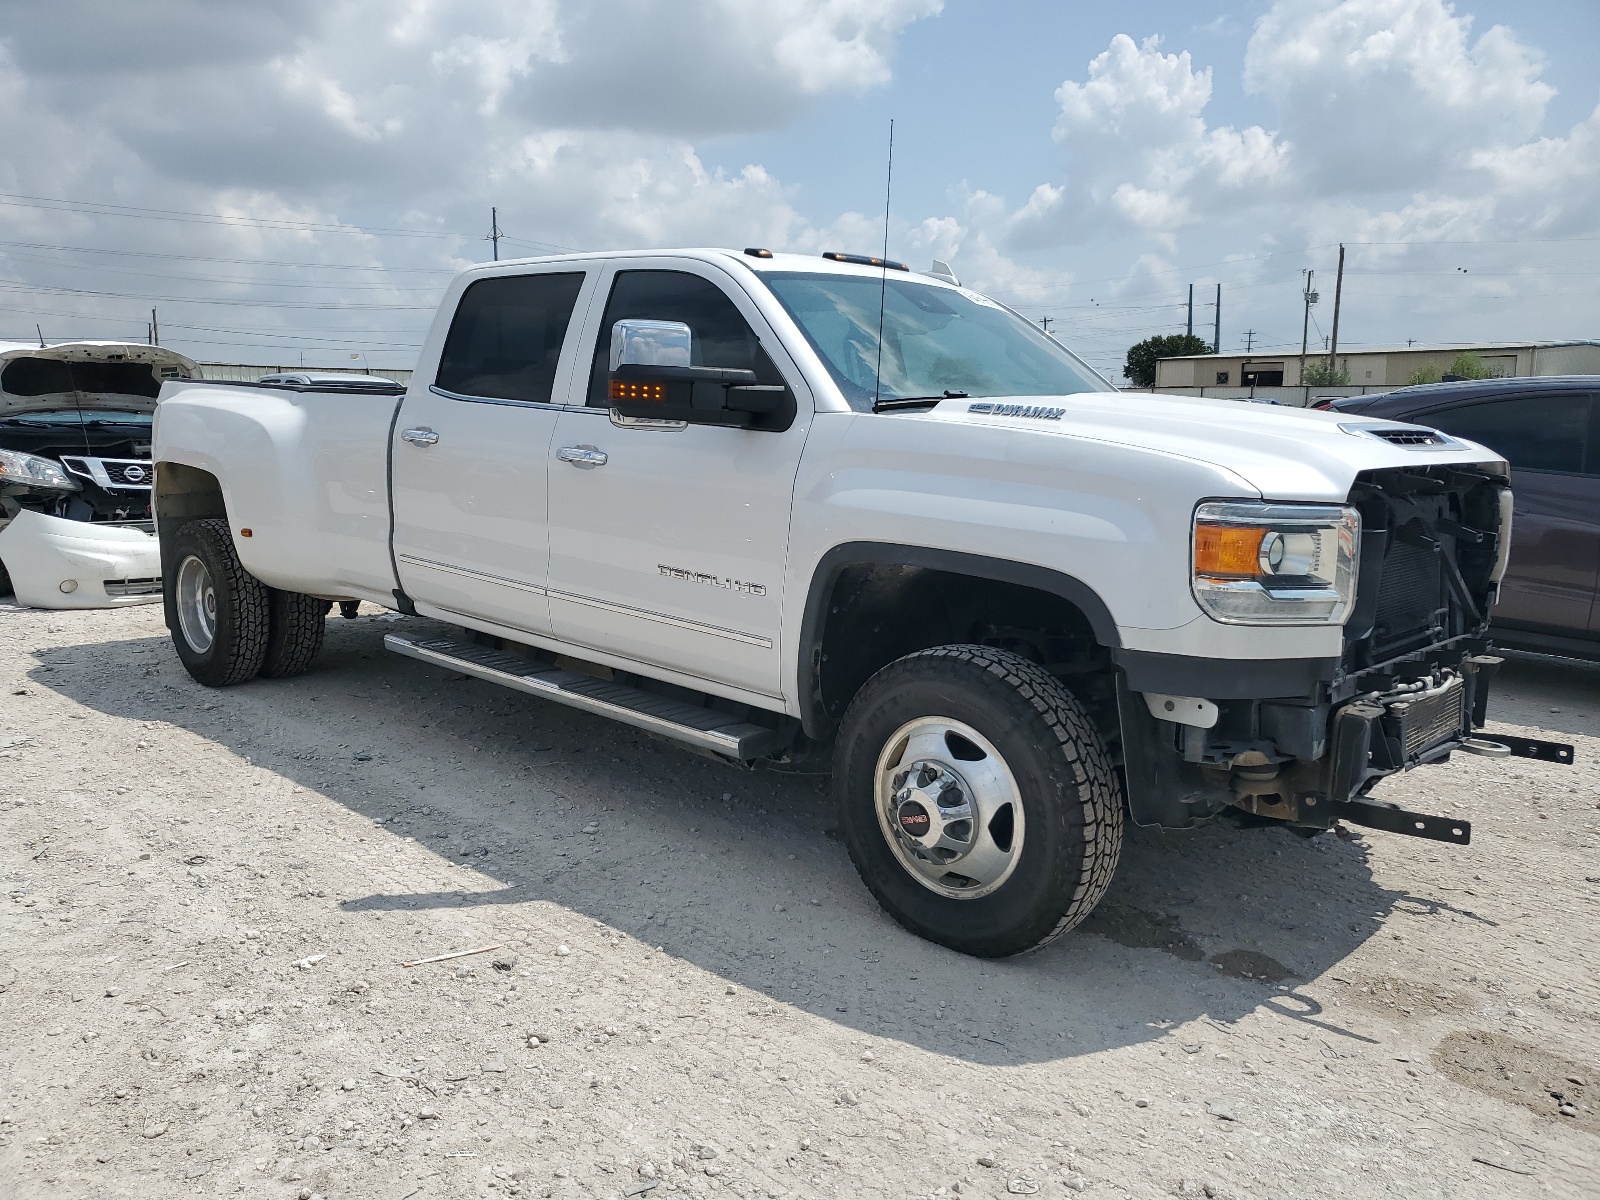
795,541 -> 1121,737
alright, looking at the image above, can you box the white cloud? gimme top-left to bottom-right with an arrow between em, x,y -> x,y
1245,0 -> 1554,191
1010,34 -> 1288,244
977,0 -> 1599,373
0,0 -> 941,360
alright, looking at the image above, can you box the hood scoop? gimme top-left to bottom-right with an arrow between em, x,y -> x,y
1340,422 -> 1458,449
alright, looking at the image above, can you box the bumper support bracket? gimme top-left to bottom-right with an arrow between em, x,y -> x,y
1329,800 -> 1472,845
1471,733 -> 1575,765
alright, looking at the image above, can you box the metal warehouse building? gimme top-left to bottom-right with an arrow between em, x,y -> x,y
1151,340 -> 1600,404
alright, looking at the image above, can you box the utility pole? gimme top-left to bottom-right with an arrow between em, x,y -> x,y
1211,283 -> 1221,354
1327,243 -> 1345,374
1186,284 -> 1193,338
36,324 -> 45,348
1299,269 -> 1317,384
1243,329 -> 1257,353
489,207 -> 501,261
1040,316 -> 1054,335
150,308 -> 159,347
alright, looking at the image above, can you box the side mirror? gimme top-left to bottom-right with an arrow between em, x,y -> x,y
607,318 -> 794,431
611,319 -> 692,370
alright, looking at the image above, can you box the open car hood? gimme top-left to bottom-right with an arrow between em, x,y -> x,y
0,341 -> 200,417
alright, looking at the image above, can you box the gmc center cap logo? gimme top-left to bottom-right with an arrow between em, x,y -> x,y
897,799 -> 932,837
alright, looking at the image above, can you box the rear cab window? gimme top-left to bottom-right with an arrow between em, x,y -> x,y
436,273 -> 588,404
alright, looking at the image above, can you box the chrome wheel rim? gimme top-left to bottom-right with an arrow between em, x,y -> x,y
175,554 -> 217,654
874,717 -> 1025,899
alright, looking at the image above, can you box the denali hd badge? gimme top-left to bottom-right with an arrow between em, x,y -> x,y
967,402 -> 1065,420
658,564 -> 766,596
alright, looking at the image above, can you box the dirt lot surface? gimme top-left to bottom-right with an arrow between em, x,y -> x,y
2,602 -> 1597,1200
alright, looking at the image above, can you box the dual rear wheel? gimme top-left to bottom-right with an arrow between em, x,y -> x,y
167,518 -> 327,687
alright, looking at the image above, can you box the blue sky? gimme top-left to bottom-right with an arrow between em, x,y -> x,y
710,1 -> 1600,224
701,0 -> 1600,371
0,0 -> 1596,378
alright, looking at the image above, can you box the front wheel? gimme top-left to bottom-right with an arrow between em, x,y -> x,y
834,645 -> 1123,957
167,518 -> 269,687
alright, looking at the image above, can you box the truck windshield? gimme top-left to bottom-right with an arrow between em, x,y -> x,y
760,272 -> 1113,411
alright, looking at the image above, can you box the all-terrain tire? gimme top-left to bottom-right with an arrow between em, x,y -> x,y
166,518 -> 269,687
834,644 -> 1123,957
259,590 -> 329,679
0,555 -> 12,598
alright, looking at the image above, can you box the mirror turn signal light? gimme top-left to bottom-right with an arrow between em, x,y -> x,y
1194,524 -> 1265,578
609,380 -> 665,402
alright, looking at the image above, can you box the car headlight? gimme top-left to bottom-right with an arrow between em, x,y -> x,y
1192,501 -> 1359,625
0,448 -> 81,492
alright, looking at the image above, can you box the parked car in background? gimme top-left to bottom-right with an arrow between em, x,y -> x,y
1327,377 -> 1600,661
0,342 -> 196,604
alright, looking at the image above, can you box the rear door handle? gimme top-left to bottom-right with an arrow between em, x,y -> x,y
557,445 -> 608,468
401,427 -> 439,446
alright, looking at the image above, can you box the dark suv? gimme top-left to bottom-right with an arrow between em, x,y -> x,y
1327,377 -> 1600,660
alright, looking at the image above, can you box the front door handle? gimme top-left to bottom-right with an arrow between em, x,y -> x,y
401,427 -> 439,446
557,445 -> 608,468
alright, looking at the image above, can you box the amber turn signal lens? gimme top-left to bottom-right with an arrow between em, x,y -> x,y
609,380 -> 665,402
1194,524 -> 1265,577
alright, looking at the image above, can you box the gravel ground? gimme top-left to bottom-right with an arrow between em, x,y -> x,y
2,601 -> 1597,1200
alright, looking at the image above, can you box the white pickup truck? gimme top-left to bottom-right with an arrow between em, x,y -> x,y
151,247 -> 1570,957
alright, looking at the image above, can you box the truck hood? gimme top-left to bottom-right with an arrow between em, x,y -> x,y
925,390 -> 1507,501
0,342 -> 199,417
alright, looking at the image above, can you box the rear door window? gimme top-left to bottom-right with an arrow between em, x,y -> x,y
435,272 -> 586,404
1423,393 -> 1592,475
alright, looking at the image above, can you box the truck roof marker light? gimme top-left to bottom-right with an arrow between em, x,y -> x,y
1194,524 -> 1265,578
822,251 -> 909,271
743,247 -> 774,259
609,380 -> 666,402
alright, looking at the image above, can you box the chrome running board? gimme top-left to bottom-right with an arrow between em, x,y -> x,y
384,633 -> 779,760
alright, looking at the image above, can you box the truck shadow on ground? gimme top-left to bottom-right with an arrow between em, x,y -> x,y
39,614 -> 1419,1067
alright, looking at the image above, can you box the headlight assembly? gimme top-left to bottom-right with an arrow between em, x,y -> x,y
0,448 -> 81,492
1192,501 -> 1359,625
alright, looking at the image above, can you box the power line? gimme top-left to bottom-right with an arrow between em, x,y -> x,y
0,253 -> 448,293
0,192 -> 582,253
0,279 -> 434,310
0,238 -> 457,273
0,192 -> 466,239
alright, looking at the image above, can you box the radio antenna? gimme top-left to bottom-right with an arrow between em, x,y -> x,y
872,119 -> 894,409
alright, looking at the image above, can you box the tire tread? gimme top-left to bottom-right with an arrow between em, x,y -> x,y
260,590 -> 328,678
837,643 -> 1124,955
170,518 -> 269,687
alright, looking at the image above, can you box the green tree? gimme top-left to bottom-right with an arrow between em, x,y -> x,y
1123,333 -> 1211,388
1405,364 -> 1443,386
1302,359 -> 1351,387
1447,351 -> 1494,380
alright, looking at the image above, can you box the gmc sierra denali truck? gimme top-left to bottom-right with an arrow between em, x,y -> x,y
150,247 -> 1571,957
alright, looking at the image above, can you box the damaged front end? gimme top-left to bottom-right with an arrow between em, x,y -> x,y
0,342 -> 195,602
1122,464 -> 1574,844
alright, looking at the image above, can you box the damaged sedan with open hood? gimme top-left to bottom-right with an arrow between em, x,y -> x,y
0,341 -> 196,607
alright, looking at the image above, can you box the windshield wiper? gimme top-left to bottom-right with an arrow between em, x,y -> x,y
872,390 -> 968,413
